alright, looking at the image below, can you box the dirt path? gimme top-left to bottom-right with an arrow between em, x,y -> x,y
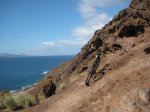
23,71 -> 109,112
44,73 -> 114,112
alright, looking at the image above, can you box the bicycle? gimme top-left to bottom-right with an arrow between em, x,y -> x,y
85,51 -> 101,86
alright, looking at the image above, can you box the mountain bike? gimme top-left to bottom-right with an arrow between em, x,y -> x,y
85,52 -> 101,86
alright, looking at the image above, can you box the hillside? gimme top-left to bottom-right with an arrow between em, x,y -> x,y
23,0 -> 150,112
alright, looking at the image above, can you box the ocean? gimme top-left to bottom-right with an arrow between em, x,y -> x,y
0,56 -> 73,91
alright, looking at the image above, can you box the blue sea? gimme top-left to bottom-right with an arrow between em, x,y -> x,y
0,56 -> 73,91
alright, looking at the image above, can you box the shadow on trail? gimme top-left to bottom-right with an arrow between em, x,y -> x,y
93,64 -> 111,83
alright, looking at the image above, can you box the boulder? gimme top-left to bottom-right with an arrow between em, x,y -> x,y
41,80 -> 56,98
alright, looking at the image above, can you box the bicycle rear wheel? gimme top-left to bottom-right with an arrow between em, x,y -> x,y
85,63 -> 97,86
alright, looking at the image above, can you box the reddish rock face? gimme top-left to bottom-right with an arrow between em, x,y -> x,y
130,0 -> 150,11
71,0 -> 150,73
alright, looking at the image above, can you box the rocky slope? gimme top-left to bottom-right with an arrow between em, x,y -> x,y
25,0 -> 150,111
29,0 -> 150,97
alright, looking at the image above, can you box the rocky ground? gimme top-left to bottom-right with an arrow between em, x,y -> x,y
22,42 -> 150,112
23,0 -> 150,112
1,0 -> 150,112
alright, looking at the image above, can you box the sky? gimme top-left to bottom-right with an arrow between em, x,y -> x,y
0,0 -> 131,56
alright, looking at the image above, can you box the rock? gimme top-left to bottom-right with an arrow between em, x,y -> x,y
69,0 -> 150,73
112,43 -> 122,50
118,25 -> 145,38
41,80 -> 56,98
144,47 -> 150,54
29,79 -> 56,98
76,64 -> 88,73
130,0 -> 150,11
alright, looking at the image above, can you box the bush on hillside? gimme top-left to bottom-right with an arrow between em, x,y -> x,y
15,94 -> 37,108
0,93 -> 38,111
2,95 -> 17,111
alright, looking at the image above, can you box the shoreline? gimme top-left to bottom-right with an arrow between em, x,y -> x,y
0,55 -> 73,94
0,70 -> 50,95
0,82 -> 37,96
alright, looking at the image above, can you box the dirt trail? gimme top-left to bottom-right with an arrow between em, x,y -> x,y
23,70 -> 109,112
45,78 -> 105,112
23,43 -> 150,112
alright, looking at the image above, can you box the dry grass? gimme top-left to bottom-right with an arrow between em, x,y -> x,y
57,82 -> 66,91
2,95 -> 17,111
0,93 -> 37,111
70,75 -> 79,83
38,95 -> 46,103
15,93 -> 37,108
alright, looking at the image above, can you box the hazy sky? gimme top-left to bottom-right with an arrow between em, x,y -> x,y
0,0 -> 131,56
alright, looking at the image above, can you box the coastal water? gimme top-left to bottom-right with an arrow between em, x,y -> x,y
0,56 -> 73,91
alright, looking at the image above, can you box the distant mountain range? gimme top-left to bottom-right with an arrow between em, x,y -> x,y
0,53 -> 28,58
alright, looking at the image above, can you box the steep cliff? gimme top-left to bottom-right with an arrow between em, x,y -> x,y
29,0 -> 150,102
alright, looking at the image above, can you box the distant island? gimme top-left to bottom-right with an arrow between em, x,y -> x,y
0,53 -> 28,58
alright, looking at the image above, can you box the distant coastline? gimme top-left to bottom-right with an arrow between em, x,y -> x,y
0,53 -> 74,58
0,53 -> 28,58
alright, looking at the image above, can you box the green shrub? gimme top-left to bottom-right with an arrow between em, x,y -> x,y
15,94 -> 37,108
0,93 -> 38,111
0,97 -> 5,109
2,95 -> 17,111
